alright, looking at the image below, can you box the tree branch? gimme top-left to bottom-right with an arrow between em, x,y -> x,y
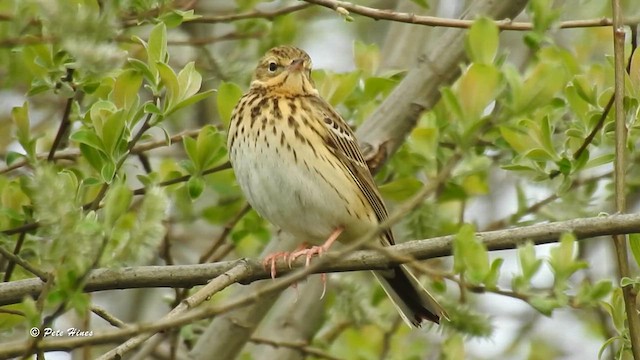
302,0 -> 640,31
355,0 -> 528,171
610,1 -> 640,357
2,213 -> 640,357
1,213 -> 639,307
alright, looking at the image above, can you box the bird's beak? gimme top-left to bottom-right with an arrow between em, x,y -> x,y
287,58 -> 304,73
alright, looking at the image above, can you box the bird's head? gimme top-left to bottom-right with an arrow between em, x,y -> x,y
251,46 -> 318,96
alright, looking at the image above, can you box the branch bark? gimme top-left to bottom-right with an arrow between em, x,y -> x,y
2,213 -> 640,308
2,213 -> 640,357
610,0 -> 640,357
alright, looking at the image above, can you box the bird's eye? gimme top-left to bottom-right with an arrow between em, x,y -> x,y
267,61 -> 278,72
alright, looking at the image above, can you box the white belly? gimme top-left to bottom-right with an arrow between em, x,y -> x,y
230,134 -> 375,244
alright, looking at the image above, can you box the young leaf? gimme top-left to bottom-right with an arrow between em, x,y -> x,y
216,82 -> 243,127
465,17 -> 499,65
111,68 -> 143,109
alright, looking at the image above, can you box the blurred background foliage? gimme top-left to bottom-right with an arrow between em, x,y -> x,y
0,0 -> 640,359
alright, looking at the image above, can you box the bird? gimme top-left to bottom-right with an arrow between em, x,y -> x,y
226,45 -> 447,327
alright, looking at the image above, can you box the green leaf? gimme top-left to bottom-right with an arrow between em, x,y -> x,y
160,9 -> 200,27
101,111 -> 127,156
316,70 -> 360,106
465,17 -> 499,64
177,61 -> 202,100
484,258 -> 503,289
409,0 -> 429,8
196,126 -> 225,170
5,151 -> 25,166
216,82 -> 243,127
157,62 -> 179,111
500,126 -> 537,154
549,233 -> 588,289
100,161 -> 116,183
128,58 -> 157,86
71,129 -> 105,152
458,63 -> 501,121
187,176 -> 205,199
11,103 -> 36,159
169,89 -> 215,117
453,224 -> 489,284
378,178 -> 422,202
353,41 -> 379,75
363,77 -> 397,100
518,242 -> 542,280
111,69 -> 143,109
79,144 -> 107,172
529,296 -> 558,316
147,23 -> 168,66
104,182 -> 132,227
183,136 -> 198,172
620,276 -> 639,287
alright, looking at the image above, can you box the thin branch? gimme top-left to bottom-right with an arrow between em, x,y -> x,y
0,128 -> 204,175
1,213 -> 640,308
3,227 -> 28,281
132,162 -> 232,196
198,203 -> 251,263
189,3 -> 312,23
47,68 -> 76,162
91,306 -> 128,329
85,114 -> 153,211
0,244 -> 47,281
2,212 -> 640,357
302,0 -> 640,30
96,262 -> 251,359
249,337 -> 342,360
610,1 -> 640,357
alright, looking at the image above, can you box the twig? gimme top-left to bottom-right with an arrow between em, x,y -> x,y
198,203 -> 251,263
190,3 -> 312,23
91,306 -> 128,329
96,262 -> 252,359
610,2 -> 640,358
0,128 -> 203,175
249,337 -> 342,360
47,68 -> 76,162
3,228 -> 27,281
0,245 -> 47,281
302,0 -> 640,30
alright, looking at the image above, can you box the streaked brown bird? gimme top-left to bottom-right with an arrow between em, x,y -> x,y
227,45 -> 447,326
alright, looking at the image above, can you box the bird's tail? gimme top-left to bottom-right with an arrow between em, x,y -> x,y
372,265 -> 448,327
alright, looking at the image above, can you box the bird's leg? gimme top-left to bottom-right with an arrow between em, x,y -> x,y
289,227 -> 344,298
262,252 -> 290,279
289,227 -> 343,265
262,242 -> 310,279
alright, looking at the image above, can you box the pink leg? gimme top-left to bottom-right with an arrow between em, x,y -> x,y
289,227 -> 343,266
262,243 -> 310,279
262,252 -> 289,279
289,227 -> 344,298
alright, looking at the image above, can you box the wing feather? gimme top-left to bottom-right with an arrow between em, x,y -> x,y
306,96 -> 394,245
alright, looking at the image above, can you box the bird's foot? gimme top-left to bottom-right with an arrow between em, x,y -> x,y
262,252 -> 290,279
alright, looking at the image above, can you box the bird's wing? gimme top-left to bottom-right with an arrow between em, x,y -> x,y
308,96 -> 394,246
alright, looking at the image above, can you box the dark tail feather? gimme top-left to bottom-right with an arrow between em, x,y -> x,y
372,265 -> 448,327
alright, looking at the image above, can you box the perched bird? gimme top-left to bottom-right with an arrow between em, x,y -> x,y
227,45 -> 447,326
